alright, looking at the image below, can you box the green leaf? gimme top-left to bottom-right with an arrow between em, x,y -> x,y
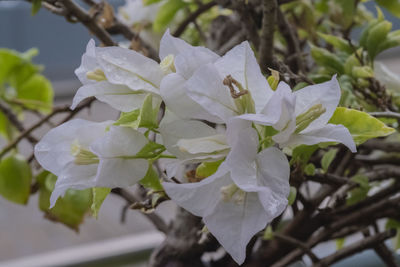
321,149 -> 338,172
287,186 -> 297,206
15,74 -> 54,113
317,33 -> 353,54
366,20 -> 392,60
290,145 -> 318,166
386,218 -> 400,249
140,162 -> 163,191
335,0 -> 356,28
352,66 -> 374,78
114,94 -> 159,130
195,160 -> 223,179
136,141 -> 166,159
143,0 -> 162,5
153,0 -> 186,32
37,172 -> 92,231
336,238 -> 346,250
310,44 -> 345,74
329,107 -> 395,145
346,187 -> 369,205
351,174 -> 369,189
91,187 -> 110,218
0,154 -> 32,205
376,0 -> 400,17
0,112 -> 13,141
31,0 -> 42,15
304,163 -> 316,176
263,225 -> 274,240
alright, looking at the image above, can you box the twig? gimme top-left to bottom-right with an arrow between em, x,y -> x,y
274,233 -> 320,263
312,229 -> 396,267
0,101 -> 38,143
362,139 -> 400,153
369,111 -> 400,120
173,1 -> 217,37
111,188 -> 168,233
259,0 -> 277,72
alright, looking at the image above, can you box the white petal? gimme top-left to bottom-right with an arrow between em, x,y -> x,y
91,126 -> 148,158
163,170 -> 231,217
75,39 -> 98,85
225,118 -> 252,146
226,127 -> 259,190
96,46 -> 163,94
256,147 -> 290,216
177,134 -> 229,154
204,192 -> 268,265
71,81 -> 148,112
90,126 -> 149,187
50,162 -> 98,207
159,119 -> 224,160
34,119 -> 110,175
187,63 -> 239,122
174,48 -> 219,79
285,123 -> 356,152
160,73 -> 222,122
294,75 -> 341,131
159,29 -> 218,61
215,41 -> 273,113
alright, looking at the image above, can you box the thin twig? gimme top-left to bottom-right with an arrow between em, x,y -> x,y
274,233 -> 320,263
259,0 -> 277,72
369,111 -> 400,120
173,1 -> 217,37
312,229 -> 396,267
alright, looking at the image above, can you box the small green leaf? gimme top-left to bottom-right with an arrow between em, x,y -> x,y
352,66 -> 374,79
287,186 -> 297,206
310,44 -> 345,74
321,149 -> 338,172
329,107 -> 395,145
304,163 -> 316,176
290,145 -> 318,166
317,33 -> 353,54
376,0 -> 400,18
16,74 -> 54,113
351,174 -> 369,189
0,154 -> 32,205
153,0 -> 186,32
31,0 -> 42,15
140,162 -> 163,191
37,172 -> 92,231
114,94 -> 159,130
195,160 -> 223,179
0,112 -> 14,141
91,187 -> 110,218
136,142 -> 166,159
263,225 -> 274,240
346,187 -> 369,205
366,20 -> 392,60
143,0 -> 162,5
336,238 -> 346,250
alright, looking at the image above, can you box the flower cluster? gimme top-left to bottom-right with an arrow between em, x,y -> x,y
34,30 -> 356,264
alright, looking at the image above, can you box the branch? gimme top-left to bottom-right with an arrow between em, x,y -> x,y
258,0 -> 277,71
369,111 -> 400,120
0,101 -> 38,143
362,139 -> 400,153
173,1 -> 217,37
312,229 -> 396,267
111,188 -> 168,234
274,233 -> 320,263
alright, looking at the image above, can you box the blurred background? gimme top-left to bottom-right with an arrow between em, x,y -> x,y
0,1 -> 399,266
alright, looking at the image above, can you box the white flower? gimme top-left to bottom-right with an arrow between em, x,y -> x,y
35,119 -> 150,207
238,76 -> 357,152
73,30 -> 219,117
118,0 -> 161,27
90,126 -> 149,188
185,41 -> 274,123
34,119 -> 111,206
163,127 -> 290,264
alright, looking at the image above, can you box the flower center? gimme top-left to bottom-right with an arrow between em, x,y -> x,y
295,103 -> 326,133
160,54 -> 176,74
223,75 -> 255,114
71,140 -> 99,165
86,68 -> 106,81
220,183 -> 247,205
